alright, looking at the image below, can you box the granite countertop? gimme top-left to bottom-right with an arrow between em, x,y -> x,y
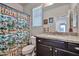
35,34 -> 79,44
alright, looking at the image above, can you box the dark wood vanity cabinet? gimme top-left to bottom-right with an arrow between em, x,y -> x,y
37,44 -> 53,56
68,43 -> 79,54
36,37 -> 79,56
36,38 -> 53,56
54,48 -> 78,56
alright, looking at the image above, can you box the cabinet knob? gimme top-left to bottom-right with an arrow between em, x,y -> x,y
55,50 -> 57,52
38,40 -> 41,42
50,48 -> 52,51
75,47 -> 79,50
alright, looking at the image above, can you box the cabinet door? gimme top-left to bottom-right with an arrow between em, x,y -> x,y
36,37 -> 67,49
68,43 -> 79,54
37,43 -> 53,56
54,48 -> 79,56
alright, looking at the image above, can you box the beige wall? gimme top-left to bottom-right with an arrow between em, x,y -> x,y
31,26 -> 43,36
23,3 -> 41,15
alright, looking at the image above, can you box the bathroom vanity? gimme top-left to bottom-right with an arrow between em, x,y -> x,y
35,33 -> 79,56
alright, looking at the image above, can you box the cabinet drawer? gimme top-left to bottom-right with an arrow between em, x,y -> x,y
68,43 -> 79,54
54,48 -> 79,56
37,38 -> 66,49
37,44 -> 53,56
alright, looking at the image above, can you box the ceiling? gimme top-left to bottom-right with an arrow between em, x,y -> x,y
19,3 -> 71,9
19,3 -> 42,7
44,3 -> 71,11
18,3 -> 71,15
19,3 -> 29,6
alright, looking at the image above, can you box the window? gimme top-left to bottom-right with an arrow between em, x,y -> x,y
56,16 -> 67,32
32,6 -> 43,26
59,23 -> 66,32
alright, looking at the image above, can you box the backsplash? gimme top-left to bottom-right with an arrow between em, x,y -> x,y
43,32 -> 78,36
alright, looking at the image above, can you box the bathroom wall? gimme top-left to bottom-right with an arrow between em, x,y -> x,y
23,3 -> 41,15
3,3 -> 79,35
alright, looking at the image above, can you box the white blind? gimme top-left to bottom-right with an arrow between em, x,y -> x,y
32,6 -> 42,26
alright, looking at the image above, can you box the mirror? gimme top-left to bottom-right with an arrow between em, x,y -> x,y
43,5 -> 79,35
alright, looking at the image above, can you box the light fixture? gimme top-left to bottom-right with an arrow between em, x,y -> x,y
43,3 -> 54,7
